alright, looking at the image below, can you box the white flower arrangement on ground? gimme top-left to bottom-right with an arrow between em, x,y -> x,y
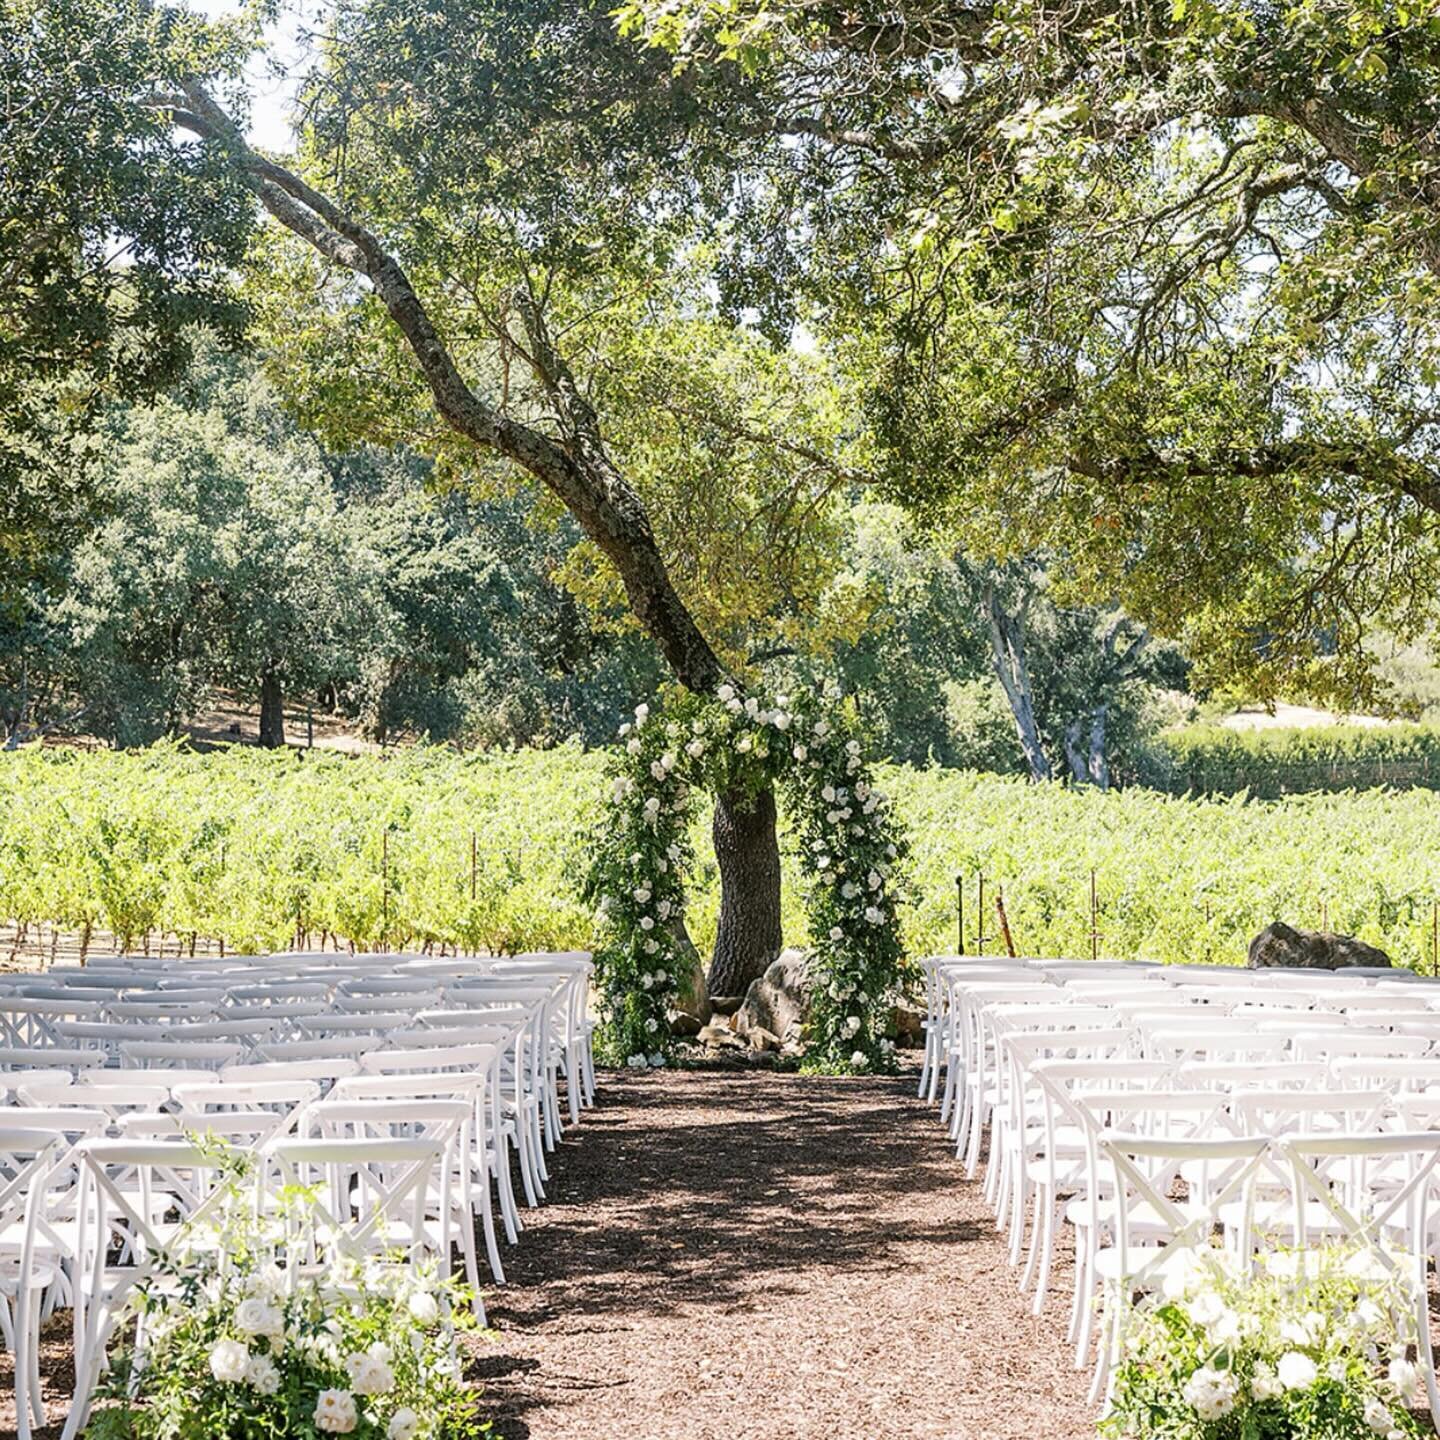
1102,1240 -> 1427,1440
581,681 -> 910,1072
85,1154 -> 482,1440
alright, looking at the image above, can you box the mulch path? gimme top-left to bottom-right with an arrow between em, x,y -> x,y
475,1065 -> 1093,1440
1,1066 -> 1095,1440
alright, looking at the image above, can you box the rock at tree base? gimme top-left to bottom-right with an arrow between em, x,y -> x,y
669,921 -> 713,1027
732,948 -> 812,1041
696,1021 -> 746,1051
890,1003 -> 925,1047
669,1010 -> 703,1039
1247,921 -> 1393,971
709,995 -> 745,1017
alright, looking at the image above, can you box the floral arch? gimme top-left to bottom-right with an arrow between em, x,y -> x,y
582,682 -> 909,1073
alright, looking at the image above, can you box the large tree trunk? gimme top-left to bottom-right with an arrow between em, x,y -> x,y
707,786 -> 784,997
1087,705 -> 1110,790
983,581 -> 1053,781
172,91 -> 784,992
258,670 -> 285,748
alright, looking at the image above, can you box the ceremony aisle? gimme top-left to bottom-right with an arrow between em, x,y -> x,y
479,1067 -> 1092,1440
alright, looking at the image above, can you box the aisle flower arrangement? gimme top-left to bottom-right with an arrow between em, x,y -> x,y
1101,1242 -> 1427,1440
582,680 -> 909,1072
85,1163 -> 483,1440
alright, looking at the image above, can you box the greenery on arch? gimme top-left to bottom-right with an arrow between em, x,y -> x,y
581,682 -> 910,1074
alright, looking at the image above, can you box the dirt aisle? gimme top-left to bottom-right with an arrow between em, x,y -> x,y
477,1067 -> 1094,1440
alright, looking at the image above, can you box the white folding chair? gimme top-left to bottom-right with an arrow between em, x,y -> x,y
0,1127 -> 67,1440
295,1098 -> 483,1317
1090,1133 -> 1270,1404
63,1138 -> 239,1440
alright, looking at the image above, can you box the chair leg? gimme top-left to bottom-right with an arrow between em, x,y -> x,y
1031,1198 -> 1059,1314
479,1178 -> 506,1285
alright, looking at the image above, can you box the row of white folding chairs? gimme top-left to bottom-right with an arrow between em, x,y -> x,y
968,1029 -> 1440,1398
1080,1124 -> 1440,1418
1,1022 -> 543,1234
0,1115 -> 479,1440
2,953 -> 596,1120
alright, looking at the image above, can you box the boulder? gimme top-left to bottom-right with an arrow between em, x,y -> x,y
891,1002 -> 925,1047
696,1021 -> 746,1050
668,1010 -> 703,1039
709,995 -> 746,1017
732,948 -> 813,1041
1247,922 -> 1393,971
668,921 -> 713,1027
747,1026 -> 781,1053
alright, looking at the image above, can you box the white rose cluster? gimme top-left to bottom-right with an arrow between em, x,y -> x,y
1182,1365 -> 1239,1420
314,1388 -> 358,1434
345,1340 -> 396,1396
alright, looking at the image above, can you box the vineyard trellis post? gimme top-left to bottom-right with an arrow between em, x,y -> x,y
955,873 -> 964,956
381,829 -> 390,951
1088,869 -> 1100,962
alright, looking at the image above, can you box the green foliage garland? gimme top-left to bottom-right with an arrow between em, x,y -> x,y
581,682 -> 909,1073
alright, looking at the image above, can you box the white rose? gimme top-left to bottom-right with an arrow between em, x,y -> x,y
209,1338 -> 250,1384
407,1290 -> 439,1326
633,886 -> 651,903
842,882 -> 859,899
389,1409 -> 420,1440
314,1389 -> 358,1434
829,926 -> 843,941
772,712 -> 790,731
822,785 -> 836,802
626,1054 -> 647,1068
744,697 -> 760,717
648,1051 -> 666,1066
1183,1366 -> 1238,1421
644,1017 -> 658,1032
353,1355 -> 394,1396
736,735 -> 753,753
641,972 -> 654,989
644,797 -> 660,814
1364,1397 -> 1393,1434
1277,1352 -> 1318,1391
635,703 -> 650,720
850,1050 -> 866,1067
618,722 -> 631,737
686,739 -> 705,757
1388,1357 -> 1424,1405
844,1016 -> 861,1036
716,683 -> 735,702
235,1297 -> 276,1335
244,1354 -> 281,1395
662,752 -> 676,771
626,738 -> 642,755
864,905 -> 884,925
644,938 -> 659,954
640,916 -> 654,930
793,744 -> 808,760
1250,1363 -> 1282,1401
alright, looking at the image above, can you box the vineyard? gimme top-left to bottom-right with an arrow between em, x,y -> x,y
3,743 -> 1440,969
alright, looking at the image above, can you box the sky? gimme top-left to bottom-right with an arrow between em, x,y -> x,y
189,0 -> 305,152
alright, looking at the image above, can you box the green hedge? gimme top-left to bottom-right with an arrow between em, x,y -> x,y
1133,724 -> 1440,799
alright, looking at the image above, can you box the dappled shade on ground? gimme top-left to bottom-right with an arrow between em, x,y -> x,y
475,1067 -> 1093,1440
